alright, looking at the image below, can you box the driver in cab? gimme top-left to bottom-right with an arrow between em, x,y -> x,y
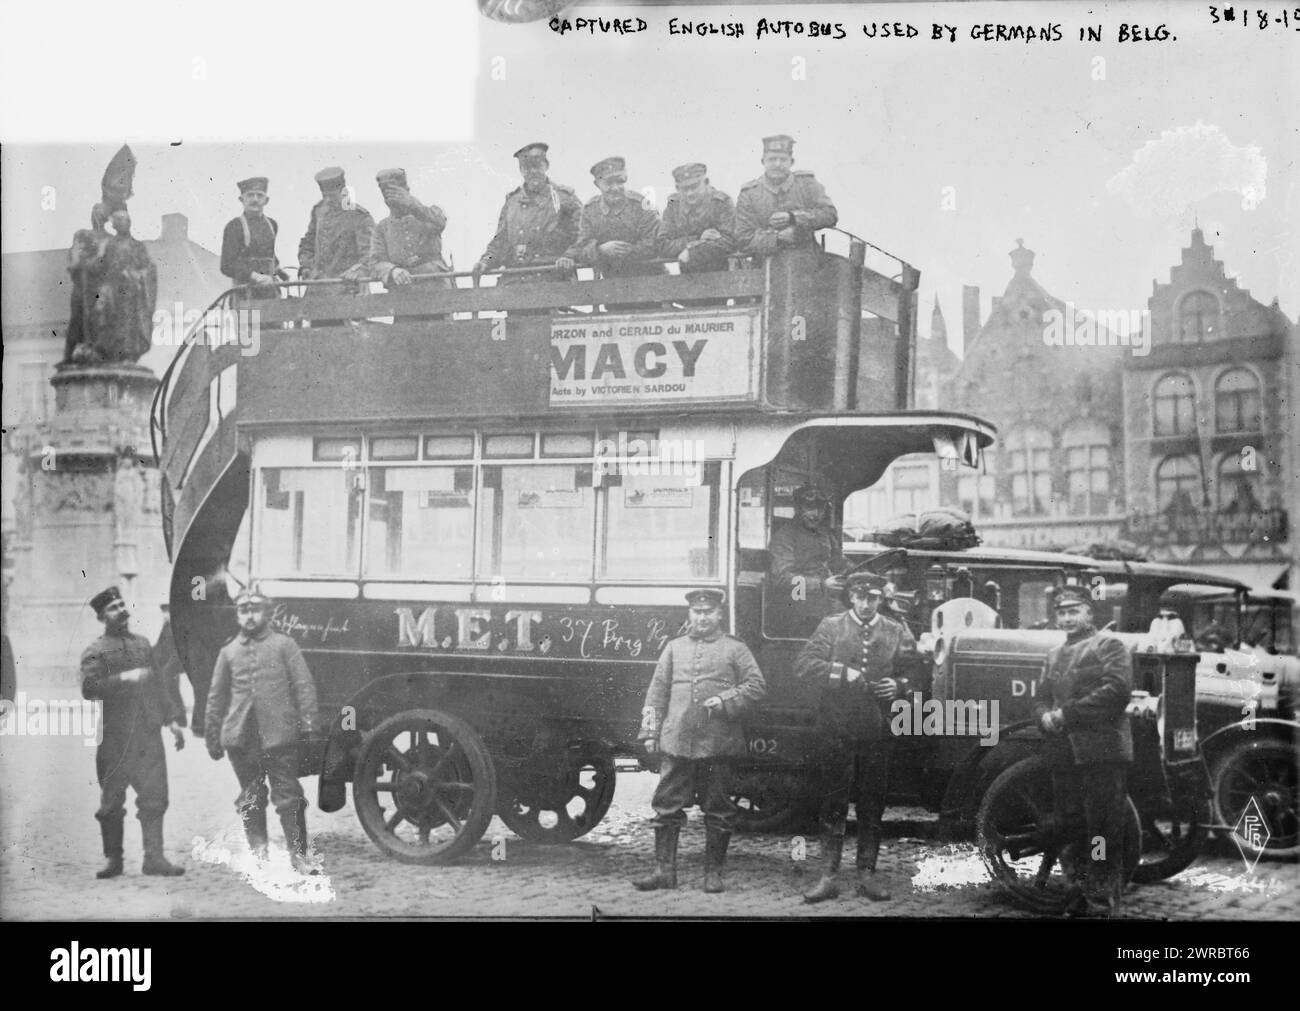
768,484 -> 848,599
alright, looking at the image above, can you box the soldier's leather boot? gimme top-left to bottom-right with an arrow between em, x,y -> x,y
703,827 -> 731,894
854,826 -> 892,901
282,804 -> 320,875
95,812 -> 125,879
140,814 -> 185,876
803,831 -> 843,903
632,824 -> 679,891
242,807 -> 269,861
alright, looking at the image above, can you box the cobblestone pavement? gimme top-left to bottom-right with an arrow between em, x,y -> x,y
3,673 -> 1297,920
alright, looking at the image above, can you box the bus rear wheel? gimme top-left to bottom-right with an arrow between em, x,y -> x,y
497,743 -> 616,843
1210,737 -> 1299,860
730,768 -> 817,834
353,709 -> 497,864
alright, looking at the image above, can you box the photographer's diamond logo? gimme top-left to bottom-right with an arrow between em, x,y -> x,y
1231,796 -> 1270,873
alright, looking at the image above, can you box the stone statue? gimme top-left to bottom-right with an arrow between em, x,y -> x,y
62,202 -> 113,365
90,207 -> 158,364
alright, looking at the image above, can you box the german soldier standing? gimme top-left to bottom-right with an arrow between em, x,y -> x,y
795,571 -> 921,902
560,157 -> 663,279
656,162 -> 735,273
633,589 -> 766,893
368,168 -> 450,288
734,135 -> 838,255
81,586 -> 186,879
1035,583 -> 1134,916
220,177 -> 285,299
205,588 -> 321,873
298,166 -> 375,289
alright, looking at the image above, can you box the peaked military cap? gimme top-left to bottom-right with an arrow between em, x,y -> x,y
376,167 -> 409,189
685,587 -> 726,608
672,162 -> 708,185
314,166 -> 346,189
513,142 -> 549,162
845,572 -> 886,596
792,483 -> 829,507
1051,583 -> 1092,610
90,586 -> 124,616
590,156 -> 626,181
237,176 -> 269,194
762,134 -> 795,155
234,586 -> 272,608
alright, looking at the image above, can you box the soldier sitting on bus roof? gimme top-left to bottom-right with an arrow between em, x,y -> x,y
221,177 -> 288,300
558,157 -> 664,280
633,589 -> 766,894
656,162 -> 735,273
735,134 -> 838,256
472,142 -> 582,285
1035,582 -> 1134,917
368,168 -> 451,289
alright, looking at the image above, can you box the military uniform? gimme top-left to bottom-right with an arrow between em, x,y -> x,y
566,156 -> 663,279
478,182 -> 582,281
735,135 -> 837,255
768,521 -> 845,584
369,168 -> 450,288
657,164 -> 735,273
206,614 -> 319,864
633,589 -> 766,892
80,587 -> 186,877
795,573 -> 921,901
221,176 -> 281,299
298,168 -> 375,286
1035,590 -> 1134,916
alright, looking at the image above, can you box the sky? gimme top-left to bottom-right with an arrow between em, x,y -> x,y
2,1 -> 1296,359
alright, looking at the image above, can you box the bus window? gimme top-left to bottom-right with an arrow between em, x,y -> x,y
1017,579 -> 1057,629
602,469 -> 719,580
366,466 -> 474,580
256,467 -> 360,577
479,463 -> 595,580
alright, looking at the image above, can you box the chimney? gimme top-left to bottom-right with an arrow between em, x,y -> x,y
962,285 -> 981,352
160,213 -> 188,243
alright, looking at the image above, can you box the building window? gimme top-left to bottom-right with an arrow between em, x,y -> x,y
1215,368 -> 1261,434
1006,429 -> 1053,516
1152,372 -> 1197,436
1177,291 -> 1219,343
956,449 -> 997,520
1063,420 -> 1111,515
1217,454 -> 1262,514
1155,455 -> 1201,512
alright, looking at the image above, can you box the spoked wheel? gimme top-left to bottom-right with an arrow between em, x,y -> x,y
976,755 -> 1140,914
730,768 -> 816,834
1211,737 -> 1300,860
1132,791 -> 1209,884
353,709 -> 497,864
496,743 -> 616,843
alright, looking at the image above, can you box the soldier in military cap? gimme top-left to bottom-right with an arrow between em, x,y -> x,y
560,156 -> 664,279
206,588 -> 322,873
221,177 -> 286,300
298,166 -> 375,296
632,588 -> 766,894
795,570 -> 922,902
656,162 -> 735,273
768,483 -> 847,589
472,143 -> 582,285
368,168 -> 450,289
80,586 -> 187,879
1035,581 -> 1134,916
735,134 -> 838,255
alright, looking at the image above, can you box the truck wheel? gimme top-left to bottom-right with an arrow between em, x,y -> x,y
1131,790 -> 1208,884
353,709 -> 497,864
730,768 -> 815,834
977,755 -> 1140,913
1210,737 -> 1299,860
497,743 -> 616,843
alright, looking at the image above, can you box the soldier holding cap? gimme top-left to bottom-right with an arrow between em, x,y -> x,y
561,156 -> 664,279
368,168 -> 450,289
632,588 -> 766,894
656,163 -> 735,273
735,135 -> 838,255
473,143 -> 582,284
80,586 -> 187,879
795,570 -> 922,902
1035,581 -> 1134,917
298,167 -> 375,291
205,588 -> 321,873
221,176 -> 286,299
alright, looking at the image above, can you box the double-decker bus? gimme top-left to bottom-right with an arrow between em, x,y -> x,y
151,239 -> 995,862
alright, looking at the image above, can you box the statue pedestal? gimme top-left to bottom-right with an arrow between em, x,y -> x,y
9,364 -> 168,686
